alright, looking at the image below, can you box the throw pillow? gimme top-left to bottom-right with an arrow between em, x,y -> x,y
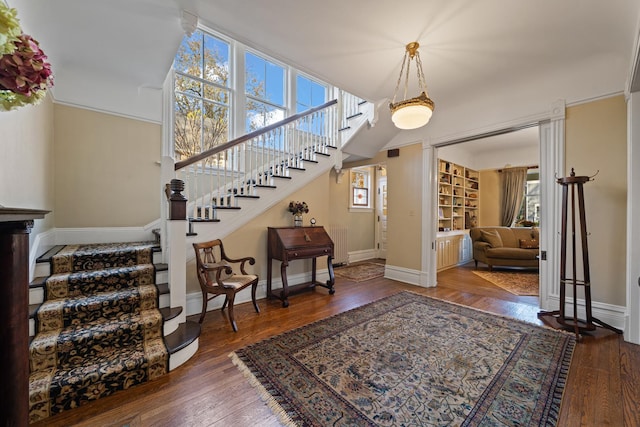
531,227 -> 539,240
481,230 -> 503,248
520,239 -> 539,249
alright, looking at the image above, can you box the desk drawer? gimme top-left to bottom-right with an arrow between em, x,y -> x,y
286,246 -> 332,259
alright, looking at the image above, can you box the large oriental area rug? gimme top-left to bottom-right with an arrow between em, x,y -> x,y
231,292 -> 575,426
472,270 -> 539,296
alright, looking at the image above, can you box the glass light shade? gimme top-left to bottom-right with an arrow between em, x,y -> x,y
389,91 -> 435,130
391,104 -> 433,130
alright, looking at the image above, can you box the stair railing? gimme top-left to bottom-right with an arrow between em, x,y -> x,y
173,99 -> 340,222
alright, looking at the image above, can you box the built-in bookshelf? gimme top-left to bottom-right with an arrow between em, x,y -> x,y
438,159 -> 479,231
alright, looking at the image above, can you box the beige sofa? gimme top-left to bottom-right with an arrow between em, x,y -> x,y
469,226 -> 539,270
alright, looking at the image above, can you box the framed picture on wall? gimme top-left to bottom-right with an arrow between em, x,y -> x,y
353,188 -> 368,206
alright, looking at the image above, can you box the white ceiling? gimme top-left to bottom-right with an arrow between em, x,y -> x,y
8,0 -> 640,149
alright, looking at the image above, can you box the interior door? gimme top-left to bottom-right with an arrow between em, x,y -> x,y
376,171 -> 388,259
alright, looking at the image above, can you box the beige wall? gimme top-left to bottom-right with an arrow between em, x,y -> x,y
565,95 -> 627,306
186,173 -> 332,294
384,144 -> 423,270
0,96 -> 55,247
479,169 -> 500,226
328,166 -> 376,252
345,145 -> 429,271
53,105 -> 161,227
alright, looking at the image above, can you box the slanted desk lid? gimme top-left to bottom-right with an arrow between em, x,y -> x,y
269,226 -> 333,249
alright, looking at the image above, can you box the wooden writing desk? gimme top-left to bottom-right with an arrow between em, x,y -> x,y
267,226 -> 335,307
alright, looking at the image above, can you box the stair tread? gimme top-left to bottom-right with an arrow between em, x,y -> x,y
157,283 -> 169,295
32,308 -> 163,341
48,262 -> 156,279
165,321 -> 200,354
209,206 -> 241,210
160,306 -> 183,321
30,338 -> 165,377
30,276 -> 47,288
189,218 -> 222,223
35,287 -> 161,331
36,245 -> 66,263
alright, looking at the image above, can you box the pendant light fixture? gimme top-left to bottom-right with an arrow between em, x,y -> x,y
389,42 -> 435,130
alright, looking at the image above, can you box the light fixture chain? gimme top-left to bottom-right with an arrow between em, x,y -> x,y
403,51 -> 411,101
415,51 -> 428,93
391,51 -> 409,104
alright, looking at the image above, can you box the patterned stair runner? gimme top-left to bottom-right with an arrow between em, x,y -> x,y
28,242 -> 168,423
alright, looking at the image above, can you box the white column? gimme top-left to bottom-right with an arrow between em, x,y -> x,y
625,92 -> 640,343
421,141 -> 437,287
538,100 -> 565,311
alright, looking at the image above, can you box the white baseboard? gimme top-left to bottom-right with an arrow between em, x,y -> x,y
541,295 -> 626,333
53,223 -> 159,245
348,249 -> 377,264
383,264 -> 433,287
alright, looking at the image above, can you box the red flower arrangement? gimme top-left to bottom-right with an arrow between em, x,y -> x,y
0,3 -> 54,111
0,34 -> 53,97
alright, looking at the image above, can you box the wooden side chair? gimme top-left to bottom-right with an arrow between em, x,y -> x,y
192,239 -> 260,332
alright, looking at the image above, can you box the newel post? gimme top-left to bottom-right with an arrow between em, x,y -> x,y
168,179 -> 187,220
166,179 -> 187,324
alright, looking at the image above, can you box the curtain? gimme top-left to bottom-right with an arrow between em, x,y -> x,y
499,167 -> 528,226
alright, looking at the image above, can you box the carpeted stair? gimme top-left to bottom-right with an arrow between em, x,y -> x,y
28,242 -> 169,423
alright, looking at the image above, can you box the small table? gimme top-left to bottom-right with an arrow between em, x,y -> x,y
267,226 -> 335,307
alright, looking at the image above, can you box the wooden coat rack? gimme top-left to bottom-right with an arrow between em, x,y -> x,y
538,168 -> 623,339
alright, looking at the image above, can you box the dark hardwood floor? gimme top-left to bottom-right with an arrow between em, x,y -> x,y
31,262 -> 640,427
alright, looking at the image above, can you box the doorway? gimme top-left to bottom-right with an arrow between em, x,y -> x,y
376,166 -> 388,259
433,126 -> 541,294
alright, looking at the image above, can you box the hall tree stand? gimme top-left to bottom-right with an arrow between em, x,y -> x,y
0,207 -> 49,426
538,169 -> 622,339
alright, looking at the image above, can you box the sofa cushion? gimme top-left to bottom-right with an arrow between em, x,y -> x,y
481,230 -> 503,248
486,247 -> 539,260
519,239 -> 539,249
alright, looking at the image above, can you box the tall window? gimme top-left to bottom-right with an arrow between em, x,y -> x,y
296,75 -> 327,134
296,75 -> 327,112
245,52 -> 285,132
173,27 -> 330,159
174,31 -> 230,160
516,169 -> 540,226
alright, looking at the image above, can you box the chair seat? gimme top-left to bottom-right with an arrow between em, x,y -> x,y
220,274 -> 258,289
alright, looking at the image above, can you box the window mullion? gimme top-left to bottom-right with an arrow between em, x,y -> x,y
234,43 -> 245,140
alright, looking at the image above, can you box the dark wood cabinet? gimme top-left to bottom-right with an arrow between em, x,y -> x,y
1,207 -> 49,426
267,226 -> 335,307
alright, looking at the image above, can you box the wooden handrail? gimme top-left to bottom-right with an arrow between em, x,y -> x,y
175,99 -> 338,171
